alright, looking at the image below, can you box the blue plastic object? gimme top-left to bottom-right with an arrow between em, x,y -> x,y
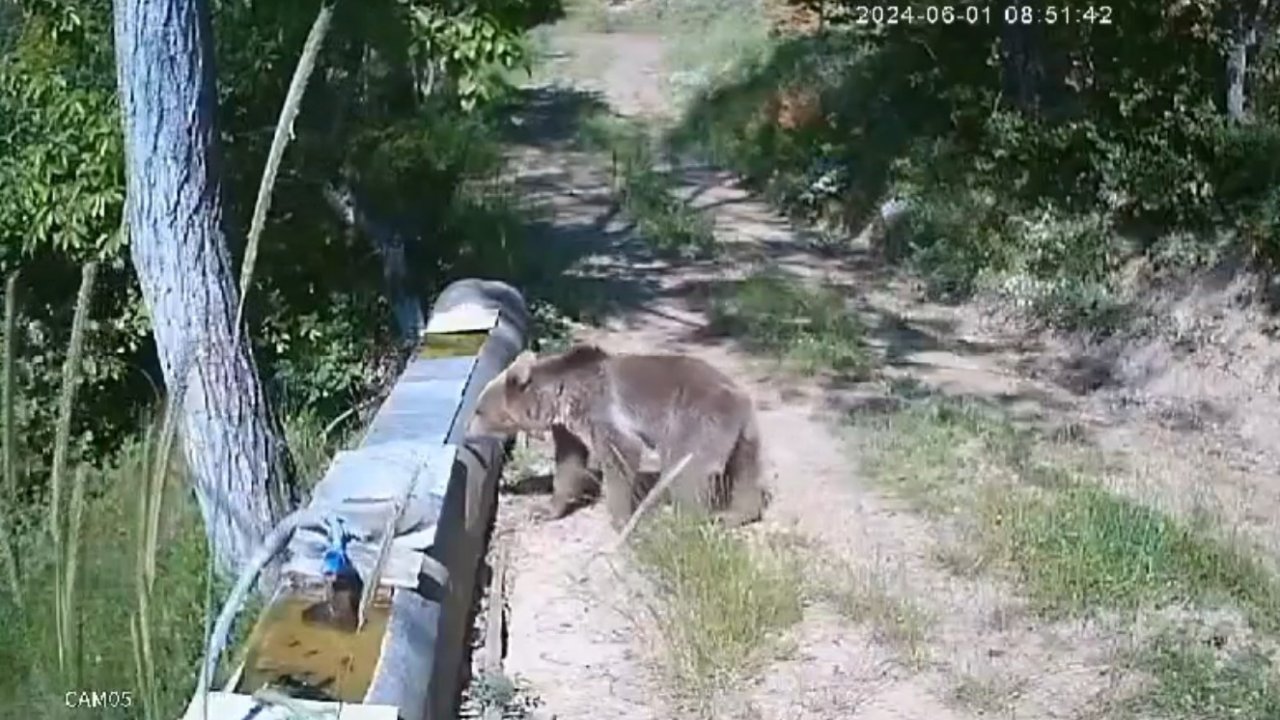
320,515 -> 355,578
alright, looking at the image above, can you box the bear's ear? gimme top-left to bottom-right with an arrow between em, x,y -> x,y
506,350 -> 536,389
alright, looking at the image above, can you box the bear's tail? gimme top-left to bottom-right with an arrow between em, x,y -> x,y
723,411 -> 769,524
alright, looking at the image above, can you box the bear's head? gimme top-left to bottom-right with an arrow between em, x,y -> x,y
468,344 -> 609,438
467,349 -> 544,436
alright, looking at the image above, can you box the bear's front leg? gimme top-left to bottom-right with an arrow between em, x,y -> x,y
543,424 -> 595,521
593,427 -> 648,531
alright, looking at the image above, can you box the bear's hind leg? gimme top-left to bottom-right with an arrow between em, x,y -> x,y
711,480 -> 766,528
712,423 -> 767,528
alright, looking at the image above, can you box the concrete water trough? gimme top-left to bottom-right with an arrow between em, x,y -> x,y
181,279 -> 530,720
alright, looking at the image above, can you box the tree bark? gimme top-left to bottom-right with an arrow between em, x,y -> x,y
1227,9 -> 1253,121
1227,0 -> 1273,122
999,2 -> 1046,114
319,42 -> 424,345
113,0 -> 297,583
322,181 -> 424,344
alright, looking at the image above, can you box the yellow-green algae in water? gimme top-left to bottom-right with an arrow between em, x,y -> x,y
418,331 -> 488,359
235,592 -> 392,702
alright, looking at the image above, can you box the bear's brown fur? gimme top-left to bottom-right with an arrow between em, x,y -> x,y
468,344 -> 768,529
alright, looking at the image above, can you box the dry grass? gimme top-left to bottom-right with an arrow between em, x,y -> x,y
812,559 -> 931,668
949,671 -> 1024,716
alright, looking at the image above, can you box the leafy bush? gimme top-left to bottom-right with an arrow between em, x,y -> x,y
584,114 -> 718,259
672,0 -> 1280,331
0,0 -> 558,493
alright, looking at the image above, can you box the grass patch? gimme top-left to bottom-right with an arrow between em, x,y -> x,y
815,562 -> 931,667
858,397 -> 1020,514
0,266 -> 348,718
628,510 -> 802,701
1132,633 -> 1280,720
0,435 -> 210,719
950,673 -> 1023,716
710,268 -> 872,378
580,113 -> 717,260
981,484 -> 1280,630
856,395 -> 1280,716
283,406 -> 356,492
858,397 -> 1280,629
0,404 -> 351,719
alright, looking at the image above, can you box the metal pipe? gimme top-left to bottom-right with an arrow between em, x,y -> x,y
189,507 -> 321,706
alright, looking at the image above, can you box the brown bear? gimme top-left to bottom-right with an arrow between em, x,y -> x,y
468,344 -> 768,529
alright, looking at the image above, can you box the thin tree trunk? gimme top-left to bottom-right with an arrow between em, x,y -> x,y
1227,15 -> 1252,120
114,0 -> 297,582
319,41 -> 424,344
999,3 -> 1045,114
322,182 -> 424,343
1227,0 -> 1272,122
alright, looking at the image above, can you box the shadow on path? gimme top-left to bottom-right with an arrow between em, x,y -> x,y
500,47 -> 1090,444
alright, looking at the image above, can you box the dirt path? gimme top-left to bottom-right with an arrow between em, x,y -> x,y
472,25 -> 1269,720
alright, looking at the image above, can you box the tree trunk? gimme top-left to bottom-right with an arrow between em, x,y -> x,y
323,182 -> 424,344
1227,0 -> 1273,122
114,0 -> 297,584
999,3 -> 1045,114
1227,12 -> 1252,121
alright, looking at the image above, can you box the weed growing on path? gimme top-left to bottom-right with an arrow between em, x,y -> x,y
949,672 -> 1026,715
463,670 -> 544,720
1131,633 -> 1280,720
813,559 -> 931,667
580,114 -> 717,260
709,269 -> 871,379
628,510 -> 802,705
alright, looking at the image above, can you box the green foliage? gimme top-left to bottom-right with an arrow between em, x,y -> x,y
672,0 -> 1280,331
0,274 -> 203,718
0,5 -> 150,468
630,509 -> 803,700
1135,634 -> 1280,720
0,0 -> 564,499
709,269 -> 871,377
581,114 -> 717,259
0,278 -> 351,717
407,1 -> 536,111
0,435 -> 216,720
282,406 -> 354,491
0,0 -> 571,713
